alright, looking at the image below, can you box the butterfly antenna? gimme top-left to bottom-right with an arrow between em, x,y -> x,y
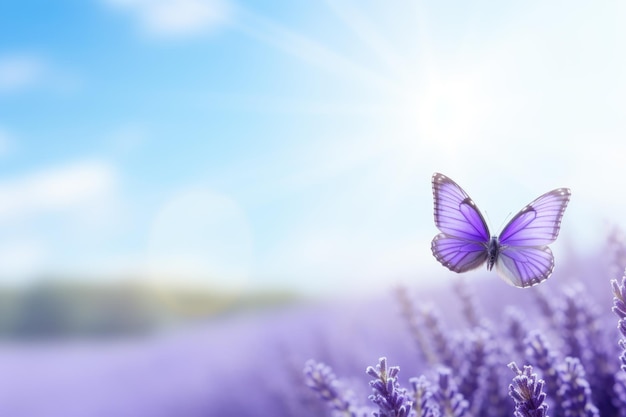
485,210 -> 510,236
484,211 -> 494,236
497,212 -> 513,234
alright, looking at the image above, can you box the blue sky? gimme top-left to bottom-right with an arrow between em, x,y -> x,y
0,0 -> 624,294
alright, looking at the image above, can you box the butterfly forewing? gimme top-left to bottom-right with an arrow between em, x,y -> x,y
432,173 -> 490,242
498,188 -> 571,247
432,234 -> 489,273
496,246 -> 554,288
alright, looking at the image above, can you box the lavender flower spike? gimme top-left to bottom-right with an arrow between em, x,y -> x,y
421,304 -> 457,368
453,278 -> 482,328
395,287 -> 437,365
304,360 -> 365,417
508,362 -> 549,417
613,372 -> 626,417
612,274 -> 626,325
524,330 -> 561,415
432,368 -> 470,417
366,357 -> 413,417
410,376 -> 439,417
557,357 -> 599,417
505,307 -> 530,361
612,274 -> 626,372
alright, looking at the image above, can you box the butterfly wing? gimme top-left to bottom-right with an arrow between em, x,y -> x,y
432,173 -> 490,242
496,188 -> 571,287
432,234 -> 489,273
431,173 -> 490,272
496,246 -> 554,288
498,188 -> 571,246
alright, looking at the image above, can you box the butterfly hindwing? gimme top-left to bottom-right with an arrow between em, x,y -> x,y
432,234 -> 489,273
498,188 -> 571,247
496,246 -> 554,288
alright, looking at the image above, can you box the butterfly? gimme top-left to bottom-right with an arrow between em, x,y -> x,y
431,173 -> 571,288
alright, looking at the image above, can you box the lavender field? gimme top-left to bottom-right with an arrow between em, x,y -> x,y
0,231 -> 623,417
304,240 -> 626,417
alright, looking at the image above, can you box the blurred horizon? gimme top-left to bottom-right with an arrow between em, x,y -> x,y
1,0 -> 625,299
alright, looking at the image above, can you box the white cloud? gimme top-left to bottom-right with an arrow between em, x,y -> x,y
0,54 -> 83,95
0,161 -> 122,282
104,0 -> 231,38
0,239 -> 47,282
0,55 -> 45,93
0,161 -> 117,221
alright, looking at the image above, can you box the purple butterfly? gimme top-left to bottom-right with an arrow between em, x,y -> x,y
431,173 -> 571,288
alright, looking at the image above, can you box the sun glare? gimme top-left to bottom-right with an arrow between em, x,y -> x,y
414,74 -> 488,151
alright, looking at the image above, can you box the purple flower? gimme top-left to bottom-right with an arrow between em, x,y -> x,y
531,287 -> 558,328
505,307 -> 530,362
471,329 -> 509,417
301,233 -> 626,417
410,376 -> 440,417
557,286 -> 588,364
453,278 -> 482,328
612,275 -> 626,372
612,274 -> 626,329
613,371 -> 626,417
575,285 -> 615,416
524,330 -> 562,416
607,227 -> 626,280
431,367 -> 470,417
458,328 -> 489,409
395,286 -> 437,365
557,357 -> 598,417
303,360 -> 366,417
508,362 -> 549,417
366,357 -> 412,417
421,304 -> 458,368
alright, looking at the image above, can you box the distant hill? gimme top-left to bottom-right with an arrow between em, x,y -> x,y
0,280 -> 298,339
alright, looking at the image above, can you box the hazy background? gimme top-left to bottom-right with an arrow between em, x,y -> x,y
0,0 -> 624,334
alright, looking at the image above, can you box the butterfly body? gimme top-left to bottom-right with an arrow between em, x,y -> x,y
431,173 -> 571,288
486,236 -> 499,271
